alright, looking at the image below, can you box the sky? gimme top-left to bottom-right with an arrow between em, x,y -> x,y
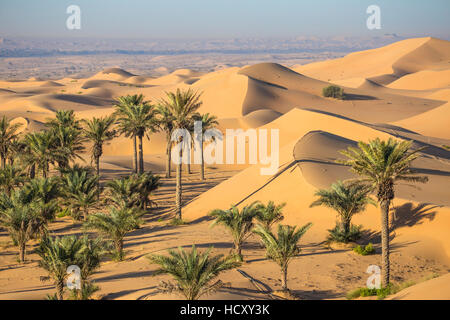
0,0 -> 449,39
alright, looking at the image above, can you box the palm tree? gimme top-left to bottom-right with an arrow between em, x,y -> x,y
339,138 -> 428,286
115,94 -> 158,174
70,236 -> 105,300
82,115 -> 116,192
21,177 -> 61,222
255,201 -> 286,230
23,131 -> 57,178
193,113 -> 218,180
0,116 -> 23,168
62,170 -> 99,221
105,175 -> 142,209
84,206 -> 143,260
310,181 -> 376,243
0,191 -> 45,262
52,125 -> 86,172
37,235 -> 86,300
209,202 -> 260,261
7,138 -> 26,166
45,110 -> 81,131
136,172 -> 161,210
0,164 -> 27,196
158,89 -> 203,219
148,245 -> 240,300
253,223 -> 312,292
156,105 -> 175,178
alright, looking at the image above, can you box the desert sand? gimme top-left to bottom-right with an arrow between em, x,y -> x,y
0,37 -> 449,300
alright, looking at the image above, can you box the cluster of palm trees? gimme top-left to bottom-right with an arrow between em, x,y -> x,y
149,138 -> 427,299
0,95 -> 426,299
311,138 -> 427,288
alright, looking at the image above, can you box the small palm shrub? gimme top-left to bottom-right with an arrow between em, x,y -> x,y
353,243 -> 375,256
322,85 -> 344,99
62,170 -> 99,221
37,236 -> 85,300
0,164 -> 27,196
255,201 -> 285,229
310,181 -> 375,243
0,191 -> 45,262
209,202 -> 260,261
327,224 -> 362,243
253,223 -> 312,291
84,206 -> 143,261
21,177 -> 61,222
148,245 -> 240,300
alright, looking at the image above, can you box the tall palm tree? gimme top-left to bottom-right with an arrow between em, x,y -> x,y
193,113 -> 218,180
84,206 -> 143,260
62,170 -> 99,221
0,116 -> 23,168
0,191 -> 45,262
37,235 -> 86,300
209,202 -> 260,261
148,245 -> 240,300
158,89 -> 203,219
115,94 -> 157,174
255,201 -> 286,230
253,223 -> 312,292
23,131 -> 57,178
82,115 -> 116,191
310,181 -> 376,243
0,164 -> 27,196
339,138 -> 428,286
156,105 -> 175,178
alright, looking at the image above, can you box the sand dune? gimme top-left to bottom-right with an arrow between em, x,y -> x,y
294,37 -> 450,85
1,37 -> 450,300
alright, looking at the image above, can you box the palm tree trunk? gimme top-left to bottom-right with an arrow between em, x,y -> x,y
132,135 -> 138,173
1,155 -> 5,169
83,208 -> 88,222
57,280 -> 64,300
28,164 -> 35,179
95,155 -> 101,199
116,240 -> 124,261
138,135 -> 144,174
234,242 -> 243,261
381,199 -> 390,287
19,241 -> 25,263
281,264 -> 288,291
165,140 -> 171,178
176,160 -> 182,220
200,140 -> 205,180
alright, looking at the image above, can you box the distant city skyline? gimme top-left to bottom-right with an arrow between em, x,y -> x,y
0,0 -> 449,39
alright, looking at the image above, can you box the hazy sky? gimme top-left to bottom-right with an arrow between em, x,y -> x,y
0,0 -> 449,38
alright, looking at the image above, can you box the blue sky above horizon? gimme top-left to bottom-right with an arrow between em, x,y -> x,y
0,0 -> 449,39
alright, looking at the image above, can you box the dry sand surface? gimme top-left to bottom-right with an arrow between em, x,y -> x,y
0,37 -> 449,300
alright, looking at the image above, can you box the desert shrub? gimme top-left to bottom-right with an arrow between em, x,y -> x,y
322,85 -> 344,99
327,224 -> 362,243
346,286 -> 391,300
353,243 -> 375,255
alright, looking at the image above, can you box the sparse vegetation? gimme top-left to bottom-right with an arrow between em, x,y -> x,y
322,85 -> 344,99
209,202 -> 260,261
353,243 -> 375,255
147,245 -> 240,300
253,223 -> 312,292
